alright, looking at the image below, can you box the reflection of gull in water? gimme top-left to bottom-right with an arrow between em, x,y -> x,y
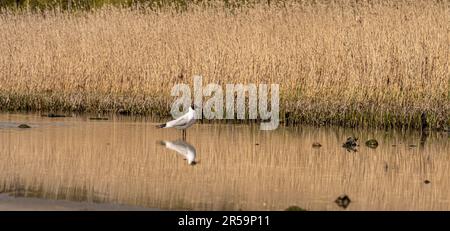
159,140 -> 197,165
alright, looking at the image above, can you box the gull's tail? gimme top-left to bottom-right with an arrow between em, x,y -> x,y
156,123 -> 166,128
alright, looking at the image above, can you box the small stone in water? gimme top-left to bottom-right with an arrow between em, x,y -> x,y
18,124 -> 31,128
335,194 -> 351,209
312,142 -> 322,148
424,180 -> 431,184
365,139 -> 379,149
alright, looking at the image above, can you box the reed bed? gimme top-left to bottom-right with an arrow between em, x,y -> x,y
0,0 -> 448,129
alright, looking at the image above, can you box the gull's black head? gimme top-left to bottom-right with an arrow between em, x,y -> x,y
190,161 -> 197,166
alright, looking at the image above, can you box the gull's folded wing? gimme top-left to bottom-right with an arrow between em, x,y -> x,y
166,113 -> 190,128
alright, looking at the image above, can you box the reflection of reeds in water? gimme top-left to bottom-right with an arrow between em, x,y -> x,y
0,114 -> 449,210
0,179 -> 108,203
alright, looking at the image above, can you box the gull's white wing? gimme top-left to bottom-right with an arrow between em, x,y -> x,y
166,111 -> 192,128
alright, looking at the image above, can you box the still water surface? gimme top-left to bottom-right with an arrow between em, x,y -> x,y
0,113 -> 448,210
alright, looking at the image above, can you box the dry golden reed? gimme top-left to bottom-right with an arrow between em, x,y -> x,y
0,0 -> 448,129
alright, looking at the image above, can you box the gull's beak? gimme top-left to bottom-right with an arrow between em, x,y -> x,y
191,104 -> 200,110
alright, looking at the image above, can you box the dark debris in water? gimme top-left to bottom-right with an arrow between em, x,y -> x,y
312,142 -> 322,148
18,124 -> 31,128
343,137 -> 358,152
409,144 -> 417,148
89,117 -> 109,120
285,206 -> 306,211
42,113 -> 66,118
424,180 -> 431,184
335,194 -> 351,209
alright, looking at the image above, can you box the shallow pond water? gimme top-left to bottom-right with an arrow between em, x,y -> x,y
0,113 -> 448,210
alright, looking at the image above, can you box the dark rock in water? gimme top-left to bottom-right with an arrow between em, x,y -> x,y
18,124 -> 31,128
343,136 -> 358,152
312,142 -> 322,148
285,206 -> 306,211
424,180 -> 431,184
43,113 -> 66,118
343,137 -> 358,147
255,143 -> 259,146
335,194 -> 351,209
409,144 -> 417,148
89,117 -> 108,120
365,139 -> 379,149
